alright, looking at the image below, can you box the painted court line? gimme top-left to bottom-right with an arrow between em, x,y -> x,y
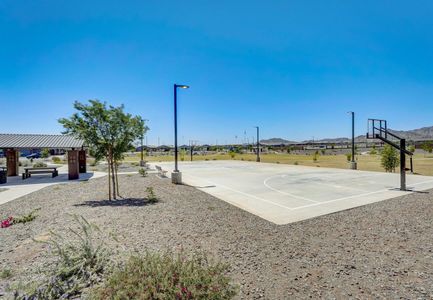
291,178 -> 433,210
183,174 -> 294,211
263,175 -> 319,203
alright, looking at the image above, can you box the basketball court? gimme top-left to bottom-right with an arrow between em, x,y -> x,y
155,160 -> 433,224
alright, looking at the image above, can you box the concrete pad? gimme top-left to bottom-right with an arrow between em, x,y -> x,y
0,165 -> 106,206
154,161 -> 433,225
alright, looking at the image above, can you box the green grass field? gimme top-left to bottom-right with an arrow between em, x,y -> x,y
124,152 -> 433,176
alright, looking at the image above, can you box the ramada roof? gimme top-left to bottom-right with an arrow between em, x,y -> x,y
0,133 -> 84,149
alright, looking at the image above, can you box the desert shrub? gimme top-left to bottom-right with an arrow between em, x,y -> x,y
14,208 -> 40,224
229,151 -> 236,159
320,149 -> 326,155
0,268 -> 12,279
346,153 -> 352,162
381,144 -> 399,172
139,168 -> 148,177
313,152 -> 319,162
146,187 -> 157,203
89,251 -> 238,299
16,215 -> 113,299
52,156 -> 62,163
294,161 -> 299,165
131,162 -> 139,167
33,162 -> 47,168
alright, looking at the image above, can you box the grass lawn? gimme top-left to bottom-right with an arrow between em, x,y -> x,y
124,152 -> 433,176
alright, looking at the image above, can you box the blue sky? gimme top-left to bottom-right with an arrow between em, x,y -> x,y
1,1 -> 433,145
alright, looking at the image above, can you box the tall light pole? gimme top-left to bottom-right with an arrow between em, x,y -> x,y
348,111 -> 357,170
254,126 -> 260,162
173,83 -> 189,184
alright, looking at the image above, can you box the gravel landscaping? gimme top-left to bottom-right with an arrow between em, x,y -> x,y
1,173 -> 433,299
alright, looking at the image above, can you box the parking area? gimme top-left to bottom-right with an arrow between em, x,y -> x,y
156,160 -> 433,224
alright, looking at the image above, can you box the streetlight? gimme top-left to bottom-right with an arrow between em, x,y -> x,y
254,126 -> 260,162
348,111 -> 357,170
173,84 -> 189,184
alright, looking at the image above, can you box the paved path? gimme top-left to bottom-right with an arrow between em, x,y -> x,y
154,161 -> 433,224
0,166 -> 106,206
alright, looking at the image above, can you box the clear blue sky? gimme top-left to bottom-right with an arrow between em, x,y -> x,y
1,1 -> 433,145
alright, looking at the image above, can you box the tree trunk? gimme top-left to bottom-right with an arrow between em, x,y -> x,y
115,161 -> 120,197
107,158 -> 111,200
110,156 -> 117,200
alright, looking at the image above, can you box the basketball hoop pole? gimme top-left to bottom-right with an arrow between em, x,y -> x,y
348,111 -> 357,169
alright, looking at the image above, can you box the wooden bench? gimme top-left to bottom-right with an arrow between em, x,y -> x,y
23,167 -> 58,180
155,165 -> 168,178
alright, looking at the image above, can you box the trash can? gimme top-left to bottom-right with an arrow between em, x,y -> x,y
0,169 -> 6,184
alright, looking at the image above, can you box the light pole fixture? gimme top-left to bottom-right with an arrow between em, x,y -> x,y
254,126 -> 260,162
173,84 -> 189,183
348,111 -> 357,170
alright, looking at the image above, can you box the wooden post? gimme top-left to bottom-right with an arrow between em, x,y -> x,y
68,150 -> 79,180
78,150 -> 86,173
6,149 -> 19,176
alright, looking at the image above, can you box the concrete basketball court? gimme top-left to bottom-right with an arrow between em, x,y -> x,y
155,160 -> 433,225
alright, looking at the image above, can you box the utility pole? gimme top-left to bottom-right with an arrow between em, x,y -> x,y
348,111 -> 357,170
255,126 -> 260,162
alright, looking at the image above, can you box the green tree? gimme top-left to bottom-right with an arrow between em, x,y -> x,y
40,148 -> 50,158
381,144 -> 399,172
59,100 -> 147,200
421,142 -> 433,156
408,145 -> 416,153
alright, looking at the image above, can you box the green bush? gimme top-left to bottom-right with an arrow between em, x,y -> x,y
89,251 -> 238,299
146,187 -> 157,203
139,168 -> 148,177
381,144 -> 399,172
52,156 -> 62,163
346,153 -> 352,162
33,162 -> 47,168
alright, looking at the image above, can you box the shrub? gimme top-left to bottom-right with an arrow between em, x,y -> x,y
89,251 -> 238,299
52,156 -> 62,164
17,215 -> 113,299
0,268 -> 12,279
131,162 -> 139,167
146,187 -> 157,203
229,151 -> 236,159
139,168 -> 148,177
346,153 -> 352,162
313,151 -> 319,162
294,161 -> 299,165
381,144 -> 399,172
33,162 -> 47,168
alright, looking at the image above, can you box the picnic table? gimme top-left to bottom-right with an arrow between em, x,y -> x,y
22,167 -> 58,180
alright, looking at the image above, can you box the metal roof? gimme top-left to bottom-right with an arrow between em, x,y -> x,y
0,133 -> 84,149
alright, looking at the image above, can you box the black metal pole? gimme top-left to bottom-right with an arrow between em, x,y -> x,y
140,136 -> 144,163
174,84 -> 178,172
400,139 -> 406,191
256,126 -> 260,162
351,112 -> 355,162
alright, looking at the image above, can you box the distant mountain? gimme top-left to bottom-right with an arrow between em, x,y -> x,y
389,126 -> 433,141
261,126 -> 433,145
260,138 -> 298,145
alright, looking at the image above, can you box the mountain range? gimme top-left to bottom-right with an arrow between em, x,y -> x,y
260,126 -> 433,145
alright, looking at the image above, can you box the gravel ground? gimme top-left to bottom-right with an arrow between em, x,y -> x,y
1,174 -> 433,299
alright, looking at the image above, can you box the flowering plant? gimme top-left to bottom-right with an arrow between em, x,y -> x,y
1,216 -> 13,228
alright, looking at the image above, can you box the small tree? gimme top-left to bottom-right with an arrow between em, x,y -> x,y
370,145 -> 377,155
381,144 -> 399,172
408,145 -> 416,154
59,100 -> 148,200
421,142 -> 433,156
